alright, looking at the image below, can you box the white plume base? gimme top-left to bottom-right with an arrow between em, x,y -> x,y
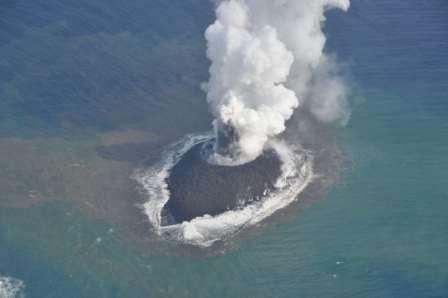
134,133 -> 314,247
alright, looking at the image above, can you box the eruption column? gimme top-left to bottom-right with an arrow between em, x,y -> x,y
203,0 -> 350,166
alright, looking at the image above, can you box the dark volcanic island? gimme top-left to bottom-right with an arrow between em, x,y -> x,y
161,142 -> 283,225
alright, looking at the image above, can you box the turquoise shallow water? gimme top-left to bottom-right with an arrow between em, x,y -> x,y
0,0 -> 447,297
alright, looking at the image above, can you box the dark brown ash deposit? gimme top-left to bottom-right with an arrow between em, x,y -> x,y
162,142 -> 283,225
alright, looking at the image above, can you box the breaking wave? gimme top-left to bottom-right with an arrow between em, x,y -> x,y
0,275 -> 25,298
134,133 -> 314,247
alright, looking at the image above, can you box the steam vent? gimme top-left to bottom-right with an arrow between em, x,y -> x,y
161,141 -> 282,225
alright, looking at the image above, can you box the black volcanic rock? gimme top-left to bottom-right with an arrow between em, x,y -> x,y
162,142 -> 282,225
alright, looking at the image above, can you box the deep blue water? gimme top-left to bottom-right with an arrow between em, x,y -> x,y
0,0 -> 447,297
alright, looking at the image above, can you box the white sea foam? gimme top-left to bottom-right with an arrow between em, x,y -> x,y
134,133 -> 313,246
0,275 -> 25,298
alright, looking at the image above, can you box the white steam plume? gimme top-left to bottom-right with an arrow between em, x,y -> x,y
203,0 -> 350,165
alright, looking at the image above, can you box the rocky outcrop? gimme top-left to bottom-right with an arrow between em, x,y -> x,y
162,142 -> 282,225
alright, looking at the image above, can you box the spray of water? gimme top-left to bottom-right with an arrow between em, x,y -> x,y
0,275 -> 25,298
203,0 -> 350,165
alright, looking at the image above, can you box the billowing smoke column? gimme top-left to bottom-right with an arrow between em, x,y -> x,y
203,0 -> 350,166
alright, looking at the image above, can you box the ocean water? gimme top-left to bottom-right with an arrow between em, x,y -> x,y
0,0 -> 447,297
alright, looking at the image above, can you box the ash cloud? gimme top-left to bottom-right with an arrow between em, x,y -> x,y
203,0 -> 350,165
